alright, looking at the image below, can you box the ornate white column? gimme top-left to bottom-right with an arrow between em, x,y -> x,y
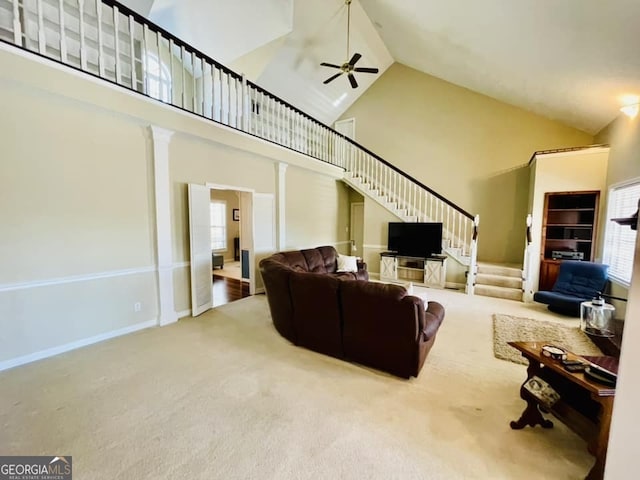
149,126 -> 177,326
275,162 -> 288,250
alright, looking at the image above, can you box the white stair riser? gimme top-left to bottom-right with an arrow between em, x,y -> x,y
476,274 -> 522,289
475,285 -> 523,301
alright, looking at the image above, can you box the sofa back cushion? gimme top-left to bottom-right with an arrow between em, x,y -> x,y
552,261 -> 609,298
272,250 -> 309,271
289,271 -> 343,358
340,281 -> 425,378
301,246 -> 338,274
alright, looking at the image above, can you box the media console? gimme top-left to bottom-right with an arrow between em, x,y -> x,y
380,252 -> 447,288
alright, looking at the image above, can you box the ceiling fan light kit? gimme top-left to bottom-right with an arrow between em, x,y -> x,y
320,0 -> 379,89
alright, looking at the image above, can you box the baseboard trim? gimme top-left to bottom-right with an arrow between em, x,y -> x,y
176,309 -> 193,319
0,319 -> 157,372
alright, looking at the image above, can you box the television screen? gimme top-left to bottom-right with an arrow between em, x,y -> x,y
388,222 -> 443,258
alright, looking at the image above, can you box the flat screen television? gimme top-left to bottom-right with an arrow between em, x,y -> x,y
387,222 -> 443,258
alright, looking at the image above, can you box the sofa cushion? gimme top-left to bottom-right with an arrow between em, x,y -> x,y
340,281 -> 426,378
301,246 -> 338,274
552,260 -> 608,297
289,272 -> 343,358
273,251 -> 309,272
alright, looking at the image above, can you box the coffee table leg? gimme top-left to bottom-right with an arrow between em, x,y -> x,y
510,387 -> 554,429
510,357 -> 554,430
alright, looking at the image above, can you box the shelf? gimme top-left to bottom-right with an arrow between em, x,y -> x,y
397,266 -> 423,272
546,224 -> 592,227
546,239 -> 592,243
547,208 -> 595,212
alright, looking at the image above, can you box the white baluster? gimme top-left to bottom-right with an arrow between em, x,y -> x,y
96,0 -> 105,76
78,0 -> 87,69
200,58 -> 206,114
12,0 -> 22,45
142,25 -> 150,95
190,51 -> 197,113
58,0 -> 67,62
241,75 -> 248,132
227,73 -> 232,125
180,46 -> 187,108
168,39 -> 175,104
128,15 -> 136,90
112,6 -> 121,83
36,0 -> 45,54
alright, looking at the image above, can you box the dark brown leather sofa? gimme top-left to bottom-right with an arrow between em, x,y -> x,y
259,246 -> 445,378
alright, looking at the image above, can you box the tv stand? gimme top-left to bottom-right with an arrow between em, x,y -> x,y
380,253 -> 447,288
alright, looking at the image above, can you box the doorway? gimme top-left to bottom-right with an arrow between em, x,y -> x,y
209,188 -> 250,307
350,202 -> 364,256
188,183 -> 256,315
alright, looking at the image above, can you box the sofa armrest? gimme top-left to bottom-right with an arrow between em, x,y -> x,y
422,301 -> 445,341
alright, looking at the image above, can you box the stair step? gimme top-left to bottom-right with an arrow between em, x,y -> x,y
475,284 -> 523,302
476,273 -> 522,289
477,262 -> 522,278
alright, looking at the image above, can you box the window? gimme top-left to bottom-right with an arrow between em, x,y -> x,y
145,53 -> 171,103
210,201 -> 227,251
603,180 -> 640,285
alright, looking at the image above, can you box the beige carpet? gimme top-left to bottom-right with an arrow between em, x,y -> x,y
0,290 -> 594,479
493,313 -> 603,365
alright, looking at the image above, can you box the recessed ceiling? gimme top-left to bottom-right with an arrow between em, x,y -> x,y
360,0 -> 640,134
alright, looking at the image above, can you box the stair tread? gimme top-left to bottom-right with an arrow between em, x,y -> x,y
475,284 -> 522,293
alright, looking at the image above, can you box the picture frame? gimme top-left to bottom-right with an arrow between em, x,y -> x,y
232,208 -> 240,221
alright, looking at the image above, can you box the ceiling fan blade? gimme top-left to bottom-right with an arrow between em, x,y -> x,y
348,53 -> 362,66
348,73 -> 358,89
323,72 -> 343,84
320,62 -> 342,69
354,67 -> 379,74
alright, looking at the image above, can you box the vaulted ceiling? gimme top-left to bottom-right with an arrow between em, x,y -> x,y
120,0 -> 640,134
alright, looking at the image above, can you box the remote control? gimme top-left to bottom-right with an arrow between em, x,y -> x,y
587,362 -> 617,380
565,363 -> 587,372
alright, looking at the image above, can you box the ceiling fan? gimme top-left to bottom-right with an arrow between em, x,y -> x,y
320,0 -> 379,89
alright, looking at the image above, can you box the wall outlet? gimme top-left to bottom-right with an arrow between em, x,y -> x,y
134,302 -> 142,312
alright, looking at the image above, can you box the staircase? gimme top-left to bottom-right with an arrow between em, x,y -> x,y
474,263 -> 523,301
0,0 -> 480,293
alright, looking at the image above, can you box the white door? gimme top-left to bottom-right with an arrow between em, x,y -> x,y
334,118 -> 356,139
188,184 -> 213,316
350,202 -> 364,256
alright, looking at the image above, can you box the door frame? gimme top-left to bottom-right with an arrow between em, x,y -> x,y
350,202 -> 364,256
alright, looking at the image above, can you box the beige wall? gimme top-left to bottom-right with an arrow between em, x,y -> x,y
340,63 -> 593,263
285,166 -> 351,252
0,47 -> 348,365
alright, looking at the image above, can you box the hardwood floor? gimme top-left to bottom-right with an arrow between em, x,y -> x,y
212,275 -> 251,307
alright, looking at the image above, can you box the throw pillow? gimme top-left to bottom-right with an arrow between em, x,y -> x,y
337,254 -> 358,273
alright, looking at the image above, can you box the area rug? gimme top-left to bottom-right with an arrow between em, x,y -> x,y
492,313 -> 603,365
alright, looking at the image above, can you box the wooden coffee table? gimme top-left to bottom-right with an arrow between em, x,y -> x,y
508,341 -> 615,480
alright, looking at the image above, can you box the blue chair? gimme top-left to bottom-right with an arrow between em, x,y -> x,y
533,261 -> 609,317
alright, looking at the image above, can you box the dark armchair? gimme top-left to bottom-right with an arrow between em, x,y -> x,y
533,261 -> 609,317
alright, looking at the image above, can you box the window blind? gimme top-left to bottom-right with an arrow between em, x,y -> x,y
603,181 -> 640,285
210,201 -> 227,250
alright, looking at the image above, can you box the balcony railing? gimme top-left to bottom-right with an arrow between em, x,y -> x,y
0,0 -> 479,291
